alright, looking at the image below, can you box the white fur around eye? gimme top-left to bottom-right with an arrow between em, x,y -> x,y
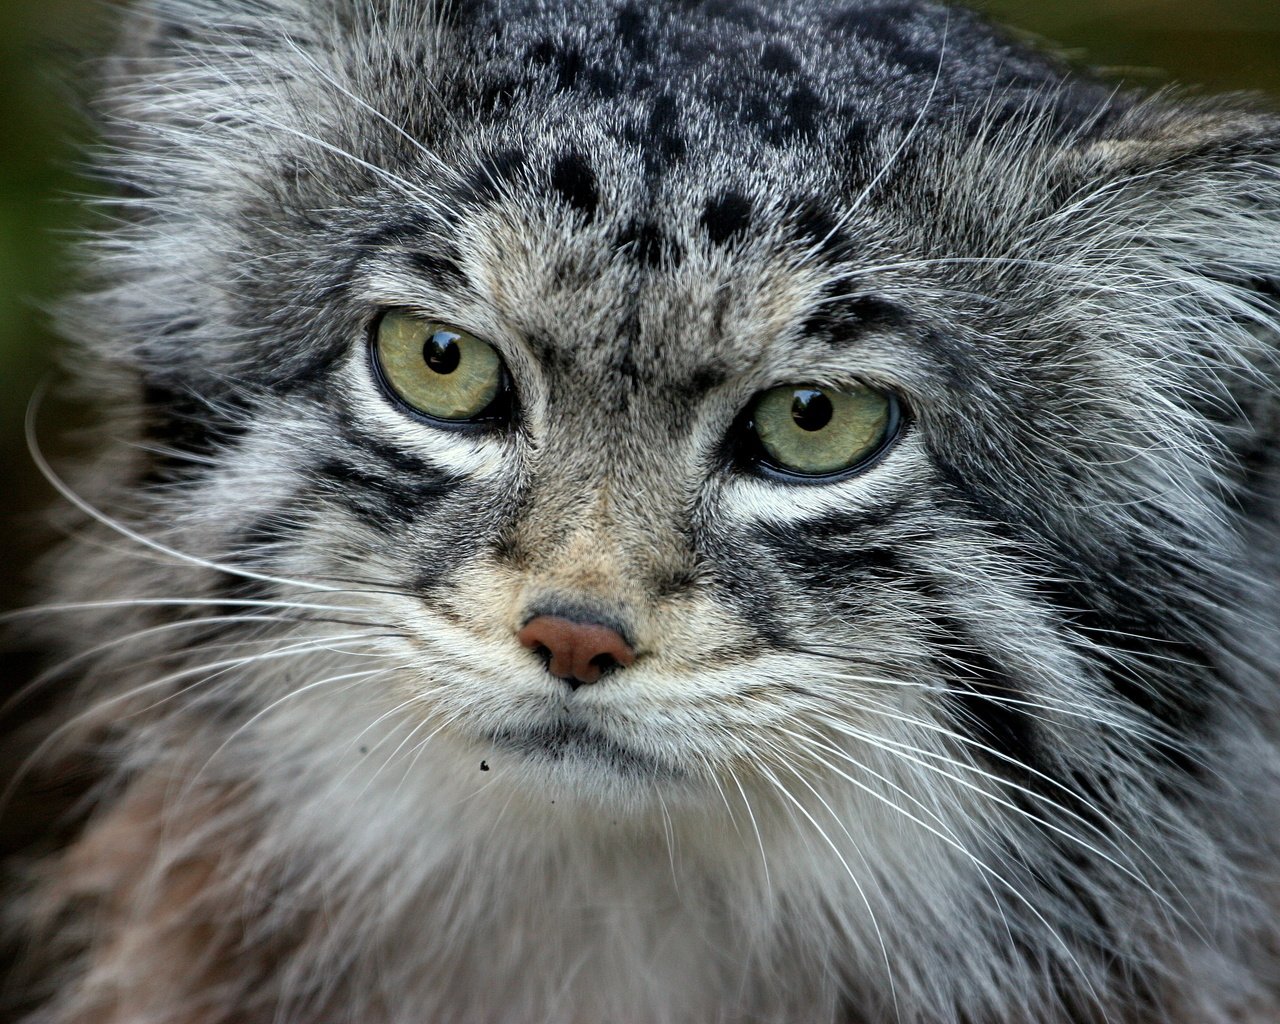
339,345 -> 516,480
719,433 -> 927,526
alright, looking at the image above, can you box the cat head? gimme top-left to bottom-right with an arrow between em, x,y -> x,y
69,0 -> 1280,820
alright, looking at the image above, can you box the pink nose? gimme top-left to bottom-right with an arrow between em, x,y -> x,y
517,615 -> 636,688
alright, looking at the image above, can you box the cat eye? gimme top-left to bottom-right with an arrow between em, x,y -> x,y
747,383 -> 902,479
372,310 -> 509,424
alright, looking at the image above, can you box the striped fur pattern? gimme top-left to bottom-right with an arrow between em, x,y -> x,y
5,1 -> 1280,1021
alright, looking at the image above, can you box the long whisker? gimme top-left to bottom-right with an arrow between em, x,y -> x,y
395,703 -> 479,793
2,613 -> 316,717
26,383 -> 337,594
805,694 -> 1194,928
753,759 -> 900,1023
788,652 -> 1182,755
356,697 -> 474,799
768,737 -> 1106,1015
0,631 -> 391,813
187,664 -> 402,794
2,596 -> 368,622
788,716 -> 1182,925
771,726 -> 1018,950
728,769 -> 772,897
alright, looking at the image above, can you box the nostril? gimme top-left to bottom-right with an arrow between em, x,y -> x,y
516,614 -> 636,687
588,652 -> 620,676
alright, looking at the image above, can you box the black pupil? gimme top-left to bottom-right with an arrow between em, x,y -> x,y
790,389 -> 834,432
423,332 -> 462,375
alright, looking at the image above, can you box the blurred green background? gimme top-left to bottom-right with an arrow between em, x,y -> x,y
0,0 -> 1279,610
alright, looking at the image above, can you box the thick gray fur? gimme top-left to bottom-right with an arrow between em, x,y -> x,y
5,1 -> 1280,1022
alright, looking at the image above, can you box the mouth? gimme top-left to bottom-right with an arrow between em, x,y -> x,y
485,719 -> 681,780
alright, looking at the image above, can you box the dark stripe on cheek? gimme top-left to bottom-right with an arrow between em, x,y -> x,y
937,469 -> 1216,777
744,504 -> 923,603
930,614 -> 1042,783
312,431 -> 461,528
140,378 -> 251,484
209,507 -> 312,613
700,542 -> 791,649
754,536 -> 912,594
336,419 -> 455,478
314,458 -> 457,526
1028,575 -> 1215,777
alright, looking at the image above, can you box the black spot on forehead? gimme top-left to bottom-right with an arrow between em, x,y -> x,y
457,148 -> 529,206
549,150 -> 599,221
759,42 -> 798,75
776,81 -> 823,142
701,191 -> 753,247
827,3 -> 926,42
694,1 -> 765,29
528,37 -> 586,92
614,3 -> 650,59
615,218 -> 680,269
842,120 -> 872,151
476,76 -> 519,117
785,198 -> 845,255
645,93 -> 687,168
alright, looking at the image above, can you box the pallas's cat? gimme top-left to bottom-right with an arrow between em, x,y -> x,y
5,1 -> 1280,1022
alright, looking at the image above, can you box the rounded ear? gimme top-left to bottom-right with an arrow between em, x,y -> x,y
113,0 -> 315,61
106,0 -> 457,88
1062,99 -> 1280,298
1073,99 -> 1280,177
1064,99 -> 1280,508
113,0 -> 456,58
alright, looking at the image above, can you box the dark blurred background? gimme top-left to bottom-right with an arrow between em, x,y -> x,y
1,0 -> 1279,675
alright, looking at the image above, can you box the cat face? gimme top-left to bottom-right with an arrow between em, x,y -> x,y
94,0 -> 1273,823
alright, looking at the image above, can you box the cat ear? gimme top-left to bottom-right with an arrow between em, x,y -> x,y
114,0 -> 320,61
1060,101 -> 1280,318
115,0 -> 454,57
109,0 -> 455,81
1066,100 -> 1280,267
1056,101 -> 1280,474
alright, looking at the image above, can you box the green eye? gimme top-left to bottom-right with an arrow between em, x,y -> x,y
373,311 -> 506,422
749,383 -> 901,478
